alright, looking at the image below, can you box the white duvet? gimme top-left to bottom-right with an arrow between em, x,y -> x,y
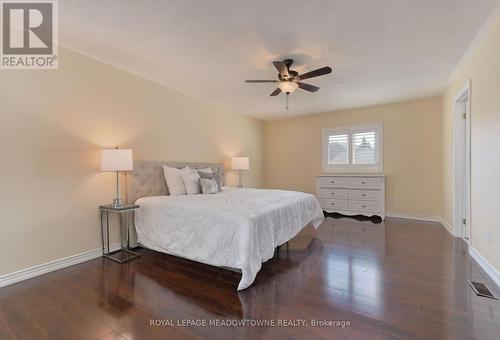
134,187 -> 324,290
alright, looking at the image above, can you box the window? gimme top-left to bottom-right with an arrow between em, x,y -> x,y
322,123 -> 383,172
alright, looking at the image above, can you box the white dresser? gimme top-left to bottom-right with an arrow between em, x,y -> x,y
316,175 -> 385,219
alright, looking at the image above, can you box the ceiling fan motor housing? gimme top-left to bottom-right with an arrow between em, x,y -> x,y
278,59 -> 299,81
283,59 -> 294,68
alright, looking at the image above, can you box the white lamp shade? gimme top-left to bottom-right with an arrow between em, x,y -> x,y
231,157 -> 249,170
100,149 -> 134,172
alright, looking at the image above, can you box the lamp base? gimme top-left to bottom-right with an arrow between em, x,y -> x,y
112,198 -> 124,207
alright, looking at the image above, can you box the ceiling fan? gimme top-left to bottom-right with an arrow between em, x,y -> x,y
245,59 -> 332,109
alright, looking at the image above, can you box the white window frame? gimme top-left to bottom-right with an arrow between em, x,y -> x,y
322,122 -> 383,173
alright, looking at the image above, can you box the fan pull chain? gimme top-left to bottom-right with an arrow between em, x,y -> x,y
286,93 -> 289,110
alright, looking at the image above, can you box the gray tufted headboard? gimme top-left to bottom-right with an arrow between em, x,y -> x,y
126,160 -> 224,204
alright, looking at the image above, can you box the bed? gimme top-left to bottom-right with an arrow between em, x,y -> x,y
127,161 -> 324,290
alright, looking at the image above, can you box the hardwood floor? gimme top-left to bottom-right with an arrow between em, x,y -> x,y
1,216 -> 499,339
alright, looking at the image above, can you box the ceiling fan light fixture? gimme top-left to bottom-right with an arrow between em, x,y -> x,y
278,81 -> 298,94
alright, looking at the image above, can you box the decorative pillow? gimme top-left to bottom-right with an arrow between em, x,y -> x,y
198,167 -> 222,191
214,168 -> 224,190
181,170 -> 201,195
198,169 -> 214,180
200,178 -> 219,194
162,166 -> 191,196
198,166 -> 212,173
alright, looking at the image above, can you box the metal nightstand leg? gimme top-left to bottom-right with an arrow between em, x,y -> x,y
100,210 -> 105,255
101,210 -> 141,263
106,211 -> 110,255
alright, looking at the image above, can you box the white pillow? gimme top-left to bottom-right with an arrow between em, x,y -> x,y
162,166 -> 191,196
181,170 -> 201,195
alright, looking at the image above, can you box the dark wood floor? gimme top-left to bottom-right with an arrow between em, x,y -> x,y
1,217 -> 499,339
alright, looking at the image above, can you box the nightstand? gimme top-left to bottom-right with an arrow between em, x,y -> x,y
99,204 -> 141,263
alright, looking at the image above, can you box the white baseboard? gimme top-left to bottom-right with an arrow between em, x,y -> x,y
386,212 -> 457,237
386,212 -> 442,223
469,246 -> 500,289
0,242 -> 121,288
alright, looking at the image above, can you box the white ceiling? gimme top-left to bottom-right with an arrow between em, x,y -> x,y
60,0 -> 497,120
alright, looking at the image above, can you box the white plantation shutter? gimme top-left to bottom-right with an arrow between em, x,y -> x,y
352,131 -> 376,164
322,123 -> 382,172
328,134 -> 349,165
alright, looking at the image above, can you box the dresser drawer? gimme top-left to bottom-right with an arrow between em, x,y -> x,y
348,190 -> 381,201
348,177 -> 383,189
317,176 -> 348,188
319,199 -> 348,211
317,188 -> 349,199
348,200 -> 380,213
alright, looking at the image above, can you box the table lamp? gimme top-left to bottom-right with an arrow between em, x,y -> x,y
231,157 -> 249,188
100,147 -> 134,207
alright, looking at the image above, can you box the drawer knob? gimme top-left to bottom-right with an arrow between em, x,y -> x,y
331,193 -> 335,195
362,194 -> 366,197
331,203 -> 335,206
361,181 -> 366,184
361,205 -> 366,208
331,181 -> 335,183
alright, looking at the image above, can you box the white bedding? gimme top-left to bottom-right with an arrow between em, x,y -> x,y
134,187 -> 324,290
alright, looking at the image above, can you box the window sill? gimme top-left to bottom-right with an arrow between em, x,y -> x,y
322,167 -> 383,174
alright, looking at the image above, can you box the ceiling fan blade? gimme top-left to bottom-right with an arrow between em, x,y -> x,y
298,82 -> 320,92
270,88 -> 282,96
298,66 -> 332,80
245,80 -> 278,83
273,61 -> 289,77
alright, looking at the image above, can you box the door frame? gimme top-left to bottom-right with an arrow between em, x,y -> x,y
452,80 -> 471,242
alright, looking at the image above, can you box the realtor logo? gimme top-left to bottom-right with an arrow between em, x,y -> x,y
1,0 -> 58,69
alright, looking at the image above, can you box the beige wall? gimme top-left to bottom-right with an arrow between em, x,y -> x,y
0,46 -> 263,276
442,8 -> 500,272
264,97 -> 443,217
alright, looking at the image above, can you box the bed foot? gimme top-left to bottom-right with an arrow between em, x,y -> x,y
274,241 -> 290,259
